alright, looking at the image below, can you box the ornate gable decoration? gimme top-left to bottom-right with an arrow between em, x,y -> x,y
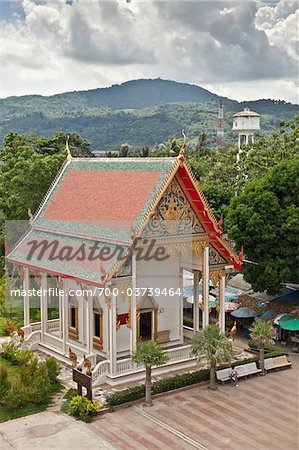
142,177 -> 204,238
209,245 -> 227,266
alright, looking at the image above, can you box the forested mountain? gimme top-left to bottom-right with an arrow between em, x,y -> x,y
1,79 -> 297,149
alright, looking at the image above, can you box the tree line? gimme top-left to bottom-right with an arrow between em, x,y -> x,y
0,117 -> 298,295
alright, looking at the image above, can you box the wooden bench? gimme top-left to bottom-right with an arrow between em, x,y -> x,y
216,362 -> 261,384
265,355 -> 292,371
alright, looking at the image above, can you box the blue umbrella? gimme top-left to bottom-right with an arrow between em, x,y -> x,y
231,307 -> 257,318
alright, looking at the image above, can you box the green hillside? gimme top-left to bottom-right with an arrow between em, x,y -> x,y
0,79 -> 297,149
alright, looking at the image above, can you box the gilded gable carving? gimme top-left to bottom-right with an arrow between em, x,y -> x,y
209,245 -> 226,266
143,177 -> 205,238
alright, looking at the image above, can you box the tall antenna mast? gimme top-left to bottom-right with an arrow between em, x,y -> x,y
216,98 -> 224,147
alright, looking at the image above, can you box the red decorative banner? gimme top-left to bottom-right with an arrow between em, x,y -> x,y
117,313 -> 129,326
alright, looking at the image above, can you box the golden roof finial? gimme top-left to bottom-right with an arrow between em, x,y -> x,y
178,130 -> 186,162
179,130 -> 186,155
66,135 -> 72,161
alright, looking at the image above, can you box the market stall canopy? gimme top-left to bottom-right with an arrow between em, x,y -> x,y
255,310 -> 276,321
225,302 -> 240,312
210,285 -> 239,302
280,319 -> 299,331
231,307 -> 257,318
228,274 -> 252,292
273,314 -> 294,325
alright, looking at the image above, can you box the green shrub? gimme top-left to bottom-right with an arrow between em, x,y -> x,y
106,369 -> 210,410
152,369 -> 210,395
0,366 -> 10,400
1,342 -> 19,364
16,349 -> 35,366
43,358 -> 61,385
4,381 -> 31,410
248,340 -> 288,355
1,342 -> 34,366
69,396 -> 99,422
264,350 -> 288,358
106,385 -> 145,410
61,389 -> 77,414
248,340 -> 259,350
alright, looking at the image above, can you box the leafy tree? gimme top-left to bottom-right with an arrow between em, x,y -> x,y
0,131 -> 94,224
192,325 -> 233,390
140,146 -> 150,157
239,116 -> 299,187
131,341 -> 169,406
119,143 -> 130,157
195,132 -> 208,157
2,132 -> 93,157
250,321 -> 274,374
0,145 -> 65,220
158,135 -> 182,156
227,157 -> 299,294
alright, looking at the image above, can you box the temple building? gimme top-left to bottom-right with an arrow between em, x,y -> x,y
7,150 -> 242,386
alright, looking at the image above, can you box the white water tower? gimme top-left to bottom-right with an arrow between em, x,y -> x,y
232,108 -> 261,149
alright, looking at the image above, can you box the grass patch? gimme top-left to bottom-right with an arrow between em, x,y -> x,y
0,403 -> 47,423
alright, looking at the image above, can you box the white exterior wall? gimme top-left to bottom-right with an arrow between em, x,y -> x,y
137,254 -> 182,345
232,115 -> 260,131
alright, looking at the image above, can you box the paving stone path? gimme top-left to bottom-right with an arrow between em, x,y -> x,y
88,355 -> 299,450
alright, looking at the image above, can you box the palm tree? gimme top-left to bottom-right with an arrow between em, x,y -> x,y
131,340 -> 169,406
250,320 -> 274,375
192,324 -> 233,390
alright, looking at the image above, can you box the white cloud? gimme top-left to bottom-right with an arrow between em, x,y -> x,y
256,0 -> 299,60
0,0 -> 298,102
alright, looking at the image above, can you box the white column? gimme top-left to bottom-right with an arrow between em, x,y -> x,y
78,294 -> 84,344
219,273 -> 226,333
40,272 -> 48,341
109,293 -> 117,375
238,133 -> 241,150
62,280 -> 68,354
202,245 -> 210,328
86,295 -> 93,355
23,268 -> 30,327
130,254 -> 137,353
193,270 -> 200,333
58,279 -> 63,338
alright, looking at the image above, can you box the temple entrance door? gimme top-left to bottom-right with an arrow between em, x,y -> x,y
139,311 -> 152,341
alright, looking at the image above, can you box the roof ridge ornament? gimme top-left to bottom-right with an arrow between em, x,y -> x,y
178,130 -> 186,163
66,135 -> 72,161
239,245 -> 244,262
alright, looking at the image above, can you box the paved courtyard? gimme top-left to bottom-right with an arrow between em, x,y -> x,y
89,354 -> 299,450
0,355 -> 298,450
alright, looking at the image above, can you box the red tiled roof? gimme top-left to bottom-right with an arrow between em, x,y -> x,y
43,170 -> 161,223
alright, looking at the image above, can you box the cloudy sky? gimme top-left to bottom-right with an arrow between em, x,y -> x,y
0,0 -> 298,102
